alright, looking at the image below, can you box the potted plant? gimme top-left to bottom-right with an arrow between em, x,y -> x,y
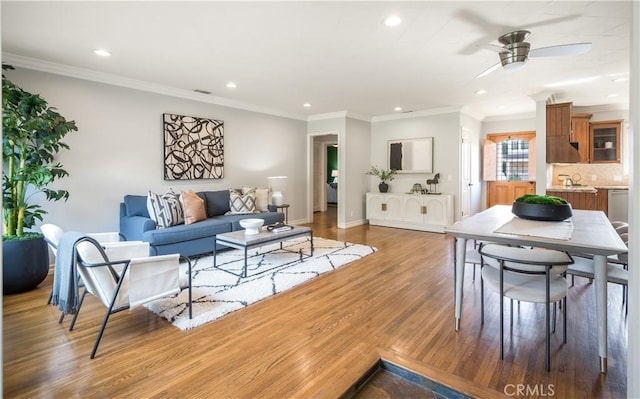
2,65 -> 78,294
512,194 -> 573,221
366,165 -> 397,193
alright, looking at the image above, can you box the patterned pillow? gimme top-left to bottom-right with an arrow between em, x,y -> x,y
147,189 -> 184,228
180,190 -> 207,225
227,189 -> 256,215
242,186 -> 270,212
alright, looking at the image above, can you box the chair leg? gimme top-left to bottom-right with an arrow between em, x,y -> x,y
69,288 -> 88,331
552,303 -> 557,334
480,272 -> 485,325
499,262 -> 504,360
473,265 -> 476,282
90,309 -> 114,359
510,298 -> 514,327
563,298 -> 567,344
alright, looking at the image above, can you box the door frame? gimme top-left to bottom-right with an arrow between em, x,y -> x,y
306,130 -> 339,224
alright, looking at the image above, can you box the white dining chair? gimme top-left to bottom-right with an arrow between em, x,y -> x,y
479,244 -> 573,372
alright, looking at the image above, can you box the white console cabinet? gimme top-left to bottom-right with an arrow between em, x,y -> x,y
366,192 -> 454,233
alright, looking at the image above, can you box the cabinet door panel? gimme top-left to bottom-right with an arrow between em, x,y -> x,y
424,198 -> 445,225
404,197 -> 424,222
367,194 -> 385,219
385,195 -> 404,221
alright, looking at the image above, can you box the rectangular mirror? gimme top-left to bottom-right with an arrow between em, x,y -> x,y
388,137 -> 433,173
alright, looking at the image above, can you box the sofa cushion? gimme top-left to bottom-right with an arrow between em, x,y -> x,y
227,189 -> 256,215
198,190 -> 231,217
124,195 -> 150,218
142,218 -> 232,246
180,190 -> 207,225
147,189 -> 184,228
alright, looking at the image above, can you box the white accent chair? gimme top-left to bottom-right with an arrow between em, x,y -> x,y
71,236 -> 192,359
42,223 -> 127,315
479,244 -> 573,371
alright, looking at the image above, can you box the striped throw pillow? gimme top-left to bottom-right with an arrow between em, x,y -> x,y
147,189 -> 184,228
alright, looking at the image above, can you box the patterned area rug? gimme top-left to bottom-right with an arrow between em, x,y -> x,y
145,237 -> 377,330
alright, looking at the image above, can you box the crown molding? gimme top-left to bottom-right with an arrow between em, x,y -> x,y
573,103 -> 629,114
307,111 -> 349,121
2,53 -> 307,121
371,105 -> 463,122
482,112 -> 537,122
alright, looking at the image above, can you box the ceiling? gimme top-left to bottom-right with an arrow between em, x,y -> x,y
0,1 -> 632,121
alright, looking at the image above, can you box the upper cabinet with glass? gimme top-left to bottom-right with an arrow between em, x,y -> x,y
590,120 -> 622,163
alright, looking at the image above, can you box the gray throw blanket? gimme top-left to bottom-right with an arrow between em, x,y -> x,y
51,232 -> 86,315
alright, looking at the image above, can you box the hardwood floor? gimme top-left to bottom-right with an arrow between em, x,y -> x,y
3,208 -> 628,398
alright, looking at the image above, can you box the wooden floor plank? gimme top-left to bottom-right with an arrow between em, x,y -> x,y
2,208 -> 627,398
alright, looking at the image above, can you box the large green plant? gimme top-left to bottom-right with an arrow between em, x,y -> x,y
2,65 -> 78,238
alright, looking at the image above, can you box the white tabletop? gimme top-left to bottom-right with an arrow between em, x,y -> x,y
445,205 -> 627,256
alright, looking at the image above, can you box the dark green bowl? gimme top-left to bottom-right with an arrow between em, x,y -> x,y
512,201 -> 573,221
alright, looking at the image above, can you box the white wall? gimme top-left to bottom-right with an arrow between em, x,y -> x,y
370,112 -> 461,218
6,68 -> 307,233
342,117 -> 371,227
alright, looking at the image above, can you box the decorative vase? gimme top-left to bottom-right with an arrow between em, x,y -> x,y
2,236 -> 50,295
378,182 -> 389,193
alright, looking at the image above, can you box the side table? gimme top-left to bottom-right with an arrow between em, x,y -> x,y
275,204 -> 290,223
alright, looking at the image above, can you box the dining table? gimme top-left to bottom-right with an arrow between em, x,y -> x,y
445,204 -> 628,373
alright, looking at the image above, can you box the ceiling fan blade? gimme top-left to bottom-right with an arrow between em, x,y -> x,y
478,44 -> 512,54
476,62 -> 502,79
529,42 -> 592,58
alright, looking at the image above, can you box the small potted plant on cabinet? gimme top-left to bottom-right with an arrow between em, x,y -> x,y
366,165 -> 397,193
2,65 -> 78,294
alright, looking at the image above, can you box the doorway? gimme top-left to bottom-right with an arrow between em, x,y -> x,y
308,132 -> 339,224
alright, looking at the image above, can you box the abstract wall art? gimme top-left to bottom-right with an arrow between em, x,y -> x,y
163,113 -> 224,180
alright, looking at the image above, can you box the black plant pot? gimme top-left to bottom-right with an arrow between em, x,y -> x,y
3,236 -> 50,295
378,182 -> 389,193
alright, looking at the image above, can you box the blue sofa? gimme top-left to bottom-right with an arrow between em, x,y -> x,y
119,190 -> 285,257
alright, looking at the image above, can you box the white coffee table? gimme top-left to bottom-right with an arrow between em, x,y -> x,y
213,226 -> 313,277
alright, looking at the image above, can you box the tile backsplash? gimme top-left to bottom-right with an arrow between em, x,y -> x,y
550,163 -> 628,186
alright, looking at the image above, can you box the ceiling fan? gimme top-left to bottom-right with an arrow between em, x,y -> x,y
476,30 -> 592,78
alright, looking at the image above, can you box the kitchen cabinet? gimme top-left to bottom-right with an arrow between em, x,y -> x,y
571,113 -> 592,163
546,103 -> 580,163
590,120 -> 622,163
596,188 -> 608,215
546,190 -> 598,211
366,193 -> 453,233
546,102 -> 572,136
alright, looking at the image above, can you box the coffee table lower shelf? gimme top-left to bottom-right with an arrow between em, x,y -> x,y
213,226 -> 314,278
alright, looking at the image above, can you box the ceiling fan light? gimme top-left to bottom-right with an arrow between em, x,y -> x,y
503,61 -> 526,71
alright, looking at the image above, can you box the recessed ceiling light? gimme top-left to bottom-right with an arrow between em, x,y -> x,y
303,103 -> 312,108
498,105 -> 506,109
226,82 -> 237,89
394,106 -> 403,112
475,89 -> 487,95
93,49 -> 111,57
383,15 -> 402,27
608,93 -> 619,98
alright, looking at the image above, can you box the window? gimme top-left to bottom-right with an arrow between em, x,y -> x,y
497,138 -> 529,181
483,132 -> 536,182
